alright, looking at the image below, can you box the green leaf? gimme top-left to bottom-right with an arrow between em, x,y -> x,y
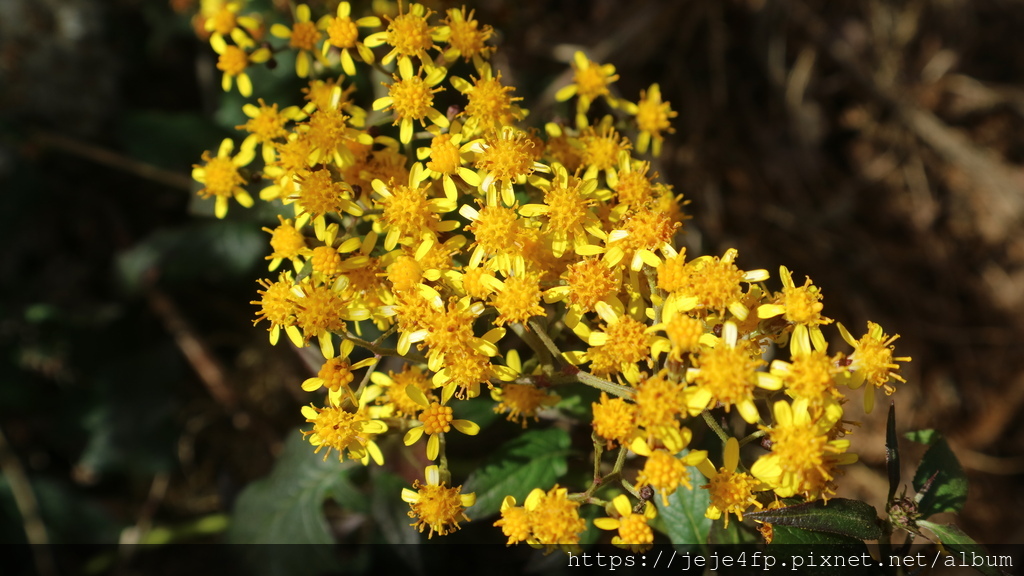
768,526 -> 873,576
227,429 -> 355,575
770,524 -> 869,547
705,512 -> 762,545
116,221 -> 265,293
451,396 -> 501,431
116,109 -> 227,171
904,429 -> 940,444
371,469 -> 419,545
463,428 -> 571,517
918,521 -> 1012,576
913,434 -> 967,516
655,466 -> 711,553
745,498 -> 882,540
885,402 -> 900,504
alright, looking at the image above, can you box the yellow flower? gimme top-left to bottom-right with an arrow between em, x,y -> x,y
237,99 -> 304,164
289,277 -> 371,358
449,64 -> 525,135
770,349 -> 846,413
583,301 -> 653,383
270,3 -> 325,78
301,340 -> 377,406
290,165 -> 363,240
373,58 -> 449,144
604,205 -> 680,272
555,51 -> 620,122
594,494 -> 657,553
627,83 -> 677,156
591,391 -> 638,449
367,364 -> 436,419
261,215 -> 308,272
251,272 -> 299,345
203,1 -> 260,49
402,465 -> 475,538
757,266 -> 833,356
578,120 -> 631,183
686,321 -> 782,424
494,485 -> 585,550
634,448 -> 706,506
481,256 -> 543,326
490,350 -> 560,427
301,403 -> 387,464
364,2 -> 442,68
440,7 -> 494,65
519,162 -> 604,258
416,123 -> 483,199
544,257 -> 621,314
473,126 -> 547,206
751,399 -> 856,501
319,2 -> 380,76
372,162 -> 459,251
295,105 -> 371,170
402,385 -> 480,460
837,321 -> 911,413
696,437 -> 765,528
679,248 -> 770,319
192,138 -> 255,219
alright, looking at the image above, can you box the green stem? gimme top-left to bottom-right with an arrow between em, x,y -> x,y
738,429 -> 767,448
528,319 -> 565,365
591,433 -> 604,482
511,322 -> 552,370
621,479 -> 641,500
351,354 -> 381,401
612,444 -> 628,472
345,332 -> 428,364
438,433 -> 450,485
577,371 -> 635,399
702,409 -> 729,443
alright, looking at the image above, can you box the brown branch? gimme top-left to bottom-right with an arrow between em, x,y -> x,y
0,425 -> 55,576
31,130 -> 193,191
147,288 -> 238,410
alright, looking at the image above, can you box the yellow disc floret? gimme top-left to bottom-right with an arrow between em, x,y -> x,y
592,392 -> 637,448
419,402 -> 454,435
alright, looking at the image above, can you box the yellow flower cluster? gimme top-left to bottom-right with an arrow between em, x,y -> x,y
189,0 -> 911,547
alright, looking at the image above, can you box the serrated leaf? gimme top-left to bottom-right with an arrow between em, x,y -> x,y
770,524 -> 869,547
918,521 -> 1011,576
746,498 -> 882,540
913,435 -> 967,516
463,428 -> 571,517
227,429 -> 354,575
769,526 -> 872,575
886,402 -> 900,504
656,467 -> 711,553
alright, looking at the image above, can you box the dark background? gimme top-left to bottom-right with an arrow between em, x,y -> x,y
1,0 -> 1021,566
